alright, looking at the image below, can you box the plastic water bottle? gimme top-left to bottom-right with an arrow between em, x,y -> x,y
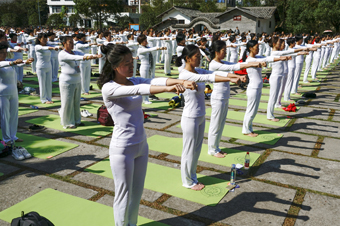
30,105 -> 38,109
244,152 -> 250,170
230,164 -> 236,185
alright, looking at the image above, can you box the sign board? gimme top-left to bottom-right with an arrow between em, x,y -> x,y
129,24 -> 139,31
233,15 -> 241,21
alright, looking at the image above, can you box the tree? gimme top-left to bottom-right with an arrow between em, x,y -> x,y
74,0 -> 124,30
116,15 -> 134,29
314,0 -> 340,33
46,14 -> 64,28
69,13 -> 82,27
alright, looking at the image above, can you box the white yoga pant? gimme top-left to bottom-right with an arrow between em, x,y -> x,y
51,57 -> 59,82
80,61 -> 91,94
139,64 -> 151,102
36,67 -> 52,103
59,82 -> 81,128
155,50 -> 161,63
284,66 -> 295,101
109,139 -> 148,226
132,59 -> 137,77
164,52 -> 171,74
318,50 -> 325,71
226,48 -> 231,61
242,88 -> 261,134
311,55 -> 321,80
276,73 -> 287,107
91,46 -> 97,64
303,57 -> 313,82
292,62 -> 303,94
267,75 -> 282,119
208,98 -> 229,155
181,115 -> 205,188
29,50 -> 36,73
322,49 -> 330,68
160,50 -> 165,63
230,54 -> 238,63
0,94 -> 18,143
15,66 -> 24,83
99,57 -> 105,74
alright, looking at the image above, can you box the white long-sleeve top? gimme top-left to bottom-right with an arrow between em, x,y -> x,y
246,56 -> 275,89
58,50 -> 85,84
0,60 -> 26,96
137,46 -> 158,66
102,77 -> 168,147
209,60 -> 241,100
27,36 -> 36,53
179,68 -> 219,118
295,44 -> 305,63
35,45 -> 52,68
271,49 -> 295,75
126,41 -> 139,57
47,41 -> 60,58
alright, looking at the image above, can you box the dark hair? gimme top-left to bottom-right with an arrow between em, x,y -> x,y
242,40 -> 258,62
76,33 -> 85,40
295,34 -> 303,42
35,33 -> 47,45
47,32 -> 55,37
241,35 -> 247,42
97,45 -> 132,89
137,34 -> 147,44
250,33 -> 256,40
127,34 -> 133,40
100,43 -> 114,55
269,36 -> 280,48
0,41 -> 9,51
287,37 -> 296,46
0,31 -> 6,41
315,37 -> 321,43
103,31 -> 111,38
175,44 -> 199,67
176,33 -> 185,44
60,36 -> 73,46
229,35 -> 236,42
210,40 -> 226,60
9,33 -> 17,39
304,36 -> 311,44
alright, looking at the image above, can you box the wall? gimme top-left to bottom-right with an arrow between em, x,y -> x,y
218,11 -> 256,33
162,9 -> 191,25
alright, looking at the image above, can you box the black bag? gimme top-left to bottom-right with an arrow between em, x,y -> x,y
97,105 -> 114,126
11,211 -> 54,226
302,92 -> 317,98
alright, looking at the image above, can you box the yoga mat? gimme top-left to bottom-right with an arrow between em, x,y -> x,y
22,83 -> 39,88
176,122 -> 283,145
86,160 -> 230,206
81,92 -> 103,98
147,135 -> 261,168
80,103 -> 102,115
0,132 -> 78,159
154,73 -> 179,78
19,95 -> 61,108
142,101 -> 172,110
205,108 -> 290,127
228,98 -> 300,112
23,77 -> 38,82
90,83 -> 100,90
0,189 -> 168,226
232,93 -> 298,103
26,114 -> 112,138
52,87 -> 60,94
154,93 -> 178,99
18,106 -> 38,116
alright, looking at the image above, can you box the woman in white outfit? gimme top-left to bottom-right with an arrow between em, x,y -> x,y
208,40 -> 262,158
228,35 -> 245,63
58,36 -> 101,129
35,33 -> 60,104
26,29 -> 37,74
47,32 -> 61,82
176,45 -> 242,190
96,32 -> 106,73
9,33 -> 27,83
99,44 -> 196,226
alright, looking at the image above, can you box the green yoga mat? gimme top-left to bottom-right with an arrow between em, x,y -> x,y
155,73 -> 179,78
0,172 -> 3,176
18,107 -> 38,116
0,189 -> 168,226
205,108 -> 290,127
80,103 -> 102,115
52,87 -> 60,93
142,101 -> 172,110
177,122 -> 283,145
154,93 -> 178,99
23,77 -> 38,82
26,114 -> 112,138
86,160 -> 230,206
22,83 -> 39,89
81,91 -> 103,98
232,93 -> 298,103
19,95 -> 61,108
0,132 -> 78,159
148,135 -> 260,168
228,98 -> 300,112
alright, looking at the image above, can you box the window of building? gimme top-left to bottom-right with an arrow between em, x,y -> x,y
269,21 -> 271,28
178,20 -> 185,24
258,20 -> 260,27
52,6 -> 62,13
67,6 -> 74,13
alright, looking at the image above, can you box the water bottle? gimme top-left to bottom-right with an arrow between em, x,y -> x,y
30,105 -> 38,109
244,152 -> 250,169
230,164 -> 236,185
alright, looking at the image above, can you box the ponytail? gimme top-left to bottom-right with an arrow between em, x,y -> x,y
242,40 -> 258,62
210,40 -> 226,60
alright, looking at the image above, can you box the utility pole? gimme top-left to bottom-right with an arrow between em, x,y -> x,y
139,0 -> 141,14
37,0 -> 41,28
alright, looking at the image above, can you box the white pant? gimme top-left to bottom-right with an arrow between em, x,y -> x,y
139,64 -> 151,102
181,115 -> 205,188
91,46 -> 97,64
164,52 -> 171,74
311,54 -> 321,80
267,74 -> 282,119
36,67 -> 52,103
242,88 -> 261,134
322,49 -> 330,68
303,56 -> 313,82
132,59 -> 137,77
155,50 -> 161,63
15,66 -> 24,83
59,82 -> 81,128
80,62 -> 91,94
230,54 -> 238,63
318,50 -> 325,71
29,50 -> 36,73
208,98 -> 229,155
276,73 -> 287,107
109,139 -> 148,226
99,57 -> 105,74
51,57 -> 59,82
292,62 -> 303,94
284,65 -> 295,101
0,94 -> 18,143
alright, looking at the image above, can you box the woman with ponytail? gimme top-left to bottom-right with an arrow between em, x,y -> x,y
242,40 -> 290,137
207,40 -> 262,158
177,44 -> 243,190
58,36 -> 101,129
98,44 -> 197,226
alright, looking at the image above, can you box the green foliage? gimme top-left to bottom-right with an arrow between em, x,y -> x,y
116,15 -> 134,29
46,14 -> 64,28
69,13 -> 82,27
314,0 -> 340,33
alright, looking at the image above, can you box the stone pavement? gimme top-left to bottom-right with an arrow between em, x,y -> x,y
1,62 -> 340,226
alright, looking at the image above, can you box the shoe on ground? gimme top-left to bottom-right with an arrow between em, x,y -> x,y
18,147 -> 32,159
84,109 -> 93,117
77,122 -> 85,126
144,101 -> 152,105
81,110 -> 89,118
80,97 -> 87,101
28,124 -> 45,132
149,95 -> 159,100
166,74 -> 172,76
12,147 -> 25,161
89,85 -> 93,90
15,138 -> 24,142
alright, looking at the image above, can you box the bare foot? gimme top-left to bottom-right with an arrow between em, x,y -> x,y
288,99 -> 295,102
191,183 -> 205,191
268,118 -> 280,122
83,93 -> 90,95
45,101 -> 53,104
244,132 -> 259,137
213,152 -> 226,158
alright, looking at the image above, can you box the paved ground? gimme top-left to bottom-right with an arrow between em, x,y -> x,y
0,61 -> 340,226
